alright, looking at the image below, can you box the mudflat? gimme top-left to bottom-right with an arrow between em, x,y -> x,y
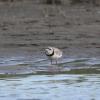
0,1 -> 100,57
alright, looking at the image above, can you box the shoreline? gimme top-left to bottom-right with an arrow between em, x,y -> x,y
0,2 -> 99,57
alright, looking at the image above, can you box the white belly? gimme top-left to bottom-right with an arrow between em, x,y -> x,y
51,51 -> 62,59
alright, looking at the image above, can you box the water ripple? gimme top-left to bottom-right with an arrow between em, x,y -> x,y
0,56 -> 100,75
0,74 -> 100,100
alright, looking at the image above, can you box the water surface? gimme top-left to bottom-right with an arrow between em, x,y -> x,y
0,74 -> 100,100
0,55 -> 100,100
0,56 -> 100,75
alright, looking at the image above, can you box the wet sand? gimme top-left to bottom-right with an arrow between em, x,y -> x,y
0,1 -> 100,57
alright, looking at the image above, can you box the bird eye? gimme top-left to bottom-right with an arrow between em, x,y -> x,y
48,48 -> 52,50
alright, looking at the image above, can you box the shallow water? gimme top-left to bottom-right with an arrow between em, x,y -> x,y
0,55 -> 100,75
0,55 -> 100,100
0,74 -> 100,100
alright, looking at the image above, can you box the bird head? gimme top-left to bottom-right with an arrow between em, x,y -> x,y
45,47 -> 54,56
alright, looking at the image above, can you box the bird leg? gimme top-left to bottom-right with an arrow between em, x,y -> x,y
56,60 -> 58,65
51,59 -> 53,65
51,59 -> 58,65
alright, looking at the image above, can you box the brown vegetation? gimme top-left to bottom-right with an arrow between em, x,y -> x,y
0,0 -> 100,6
71,0 -> 100,6
44,0 -> 61,4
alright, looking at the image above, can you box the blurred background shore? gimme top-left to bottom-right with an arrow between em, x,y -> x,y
0,0 -> 100,57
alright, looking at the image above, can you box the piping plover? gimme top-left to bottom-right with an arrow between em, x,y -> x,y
45,47 -> 62,64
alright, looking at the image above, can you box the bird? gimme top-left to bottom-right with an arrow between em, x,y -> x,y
45,46 -> 62,65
